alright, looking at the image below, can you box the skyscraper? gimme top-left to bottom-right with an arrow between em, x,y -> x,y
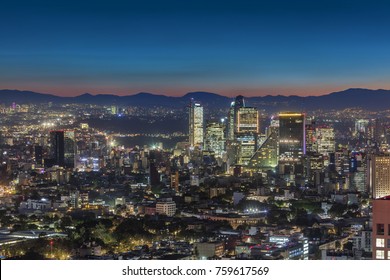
248,129 -> 278,171
149,161 -> 160,186
47,130 -> 65,167
64,130 -> 76,168
236,107 -> 259,134
372,196 -> 390,260
227,102 -> 235,140
315,126 -> 335,157
235,107 -> 259,165
278,112 -> 305,162
305,117 -> 316,153
355,119 -> 369,136
189,100 -> 204,147
204,121 -> 225,157
234,95 -> 245,112
45,130 -> 75,168
34,145 -> 43,165
371,154 -> 390,198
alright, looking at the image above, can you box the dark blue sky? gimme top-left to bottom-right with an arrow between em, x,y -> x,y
1,0 -> 390,97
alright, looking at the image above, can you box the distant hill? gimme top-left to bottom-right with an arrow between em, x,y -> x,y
1,88 -> 390,111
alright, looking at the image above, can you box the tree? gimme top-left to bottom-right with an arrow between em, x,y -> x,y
19,250 -> 45,260
335,240 -> 341,250
295,208 -> 309,226
344,241 -> 353,251
329,203 -> 347,218
113,218 -> 150,242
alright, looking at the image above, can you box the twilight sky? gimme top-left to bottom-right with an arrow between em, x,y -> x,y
1,0 -> 390,97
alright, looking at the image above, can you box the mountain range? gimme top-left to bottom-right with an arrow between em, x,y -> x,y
1,88 -> 390,111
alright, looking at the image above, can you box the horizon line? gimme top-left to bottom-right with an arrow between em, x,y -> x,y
0,87 -> 389,99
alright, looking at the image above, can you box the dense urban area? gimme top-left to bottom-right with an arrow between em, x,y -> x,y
0,94 -> 389,260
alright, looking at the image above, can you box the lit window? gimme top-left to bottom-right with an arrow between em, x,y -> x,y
376,250 -> 385,260
376,238 -> 385,248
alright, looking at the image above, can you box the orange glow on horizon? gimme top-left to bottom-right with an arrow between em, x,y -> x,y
6,82 -> 390,98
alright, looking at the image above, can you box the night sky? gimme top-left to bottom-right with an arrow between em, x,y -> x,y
1,0 -> 390,97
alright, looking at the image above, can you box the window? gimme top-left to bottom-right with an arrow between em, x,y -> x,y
387,239 -> 390,248
376,238 -> 385,248
376,250 -> 385,260
388,224 -> 390,235
377,224 -> 385,235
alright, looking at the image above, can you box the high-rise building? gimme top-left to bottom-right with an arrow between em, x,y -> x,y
189,100 -> 204,147
34,145 -> 43,165
236,134 -> 257,165
170,171 -> 179,192
349,152 -> 367,193
64,130 -> 76,168
234,95 -> 245,110
46,130 -> 65,167
111,105 -> 118,115
149,161 -> 160,186
278,112 -> 305,162
371,154 -> 390,198
248,129 -> 278,171
372,196 -> 390,260
236,107 -> 259,134
227,102 -> 235,140
305,118 -> 316,153
235,107 -> 259,166
315,126 -> 335,157
355,119 -> 369,136
227,95 -> 245,140
204,121 -> 225,157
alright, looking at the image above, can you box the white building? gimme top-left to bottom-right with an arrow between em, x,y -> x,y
156,198 -> 176,216
189,101 -> 204,147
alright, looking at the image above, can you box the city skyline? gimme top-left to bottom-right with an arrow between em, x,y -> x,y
1,0 -> 390,262
2,0 -> 390,96
0,90 -> 388,260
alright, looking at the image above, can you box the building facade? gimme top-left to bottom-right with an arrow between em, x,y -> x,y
189,100 -> 204,147
372,196 -> 390,260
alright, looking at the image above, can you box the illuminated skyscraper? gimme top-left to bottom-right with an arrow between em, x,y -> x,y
278,112 -> 305,162
235,107 -> 259,165
204,121 -> 225,157
371,154 -> 390,198
248,128 -> 278,171
305,117 -> 316,153
189,100 -> 204,147
315,126 -> 335,157
236,107 -> 259,134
